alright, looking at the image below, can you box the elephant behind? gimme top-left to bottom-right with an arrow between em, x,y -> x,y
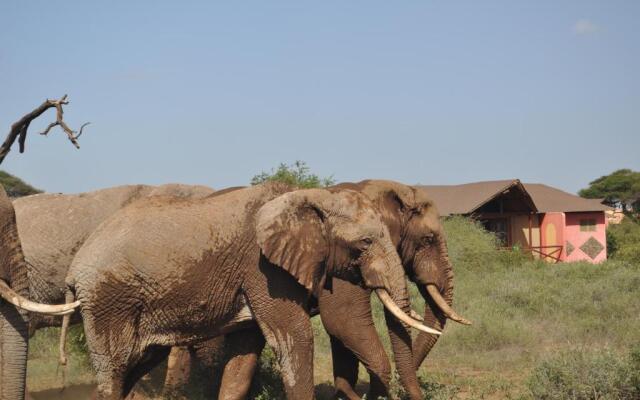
13,183 -> 215,332
64,183 -> 438,400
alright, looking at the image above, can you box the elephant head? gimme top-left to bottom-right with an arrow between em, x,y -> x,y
0,186 -> 80,400
256,188 -> 441,335
355,180 -> 470,365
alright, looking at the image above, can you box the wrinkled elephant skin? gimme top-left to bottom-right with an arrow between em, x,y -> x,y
66,183 -> 421,400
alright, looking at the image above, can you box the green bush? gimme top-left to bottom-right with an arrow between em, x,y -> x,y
251,161 -> 335,189
441,216 -> 502,271
527,346 -> 640,399
0,170 -> 41,197
249,346 -> 286,400
607,218 -> 640,264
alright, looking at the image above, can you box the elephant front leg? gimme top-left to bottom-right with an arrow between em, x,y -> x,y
243,259 -> 315,399
329,336 -> 360,400
319,279 -> 392,400
218,327 -> 265,400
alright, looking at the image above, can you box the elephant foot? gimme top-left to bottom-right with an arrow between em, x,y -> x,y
123,390 -> 151,400
334,377 -> 361,400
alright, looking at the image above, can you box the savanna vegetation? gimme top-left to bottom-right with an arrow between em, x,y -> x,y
17,165 -> 640,398
0,170 -> 41,197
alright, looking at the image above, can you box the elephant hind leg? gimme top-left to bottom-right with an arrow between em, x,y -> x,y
123,345 -> 171,398
163,346 -> 194,397
218,327 -> 265,400
80,309 -> 143,400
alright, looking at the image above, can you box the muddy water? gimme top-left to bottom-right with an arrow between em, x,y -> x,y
29,384 -> 96,400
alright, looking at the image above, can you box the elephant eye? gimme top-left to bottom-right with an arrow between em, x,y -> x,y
422,234 -> 435,245
356,237 -> 373,250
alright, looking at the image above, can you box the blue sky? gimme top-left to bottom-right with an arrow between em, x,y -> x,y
1,1 -> 638,194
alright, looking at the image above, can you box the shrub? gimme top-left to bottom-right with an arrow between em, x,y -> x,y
251,161 -> 335,189
607,218 -> 640,264
441,216 -> 502,271
527,346 -> 640,399
249,346 -> 286,400
0,170 -> 41,197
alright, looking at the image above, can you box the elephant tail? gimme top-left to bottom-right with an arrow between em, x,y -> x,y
58,289 -> 76,366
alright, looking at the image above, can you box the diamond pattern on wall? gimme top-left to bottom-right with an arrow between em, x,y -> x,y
580,236 -> 604,260
566,241 -> 575,256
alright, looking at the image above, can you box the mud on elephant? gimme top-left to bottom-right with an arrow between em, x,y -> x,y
2,183 -> 214,399
167,180 -> 472,400
63,182 -> 439,400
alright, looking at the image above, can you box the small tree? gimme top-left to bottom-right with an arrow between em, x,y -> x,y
251,161 -> 335,189
579,169 -> 640,214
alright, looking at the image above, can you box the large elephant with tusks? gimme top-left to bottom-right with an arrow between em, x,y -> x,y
63,182 -> 441,399
167,180 -> 472,399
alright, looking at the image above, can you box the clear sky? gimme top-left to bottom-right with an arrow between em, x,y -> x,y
1,1 -> 638,194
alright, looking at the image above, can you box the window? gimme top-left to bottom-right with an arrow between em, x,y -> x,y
580,219 -> 596,232
482,218 -> 509,246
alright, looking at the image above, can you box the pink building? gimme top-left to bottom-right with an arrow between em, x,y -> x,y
417,180 -> 611,263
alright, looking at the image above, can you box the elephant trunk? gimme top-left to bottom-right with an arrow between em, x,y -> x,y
412,238 -> 469,368
0,303 -> 28,400
0,186 -> 30,400
370,242 -> 426,400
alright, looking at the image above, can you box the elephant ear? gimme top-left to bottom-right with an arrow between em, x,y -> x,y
256,189 -> 330,293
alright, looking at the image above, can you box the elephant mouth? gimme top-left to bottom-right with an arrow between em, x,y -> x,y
0,279 -> 80,315
375,288 -> 442,335
425,284 -> 472,326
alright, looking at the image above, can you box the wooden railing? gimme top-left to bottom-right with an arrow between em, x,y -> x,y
524,245 -> 563,263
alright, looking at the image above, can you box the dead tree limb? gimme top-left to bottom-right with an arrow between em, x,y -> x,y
0,95 -> 90,165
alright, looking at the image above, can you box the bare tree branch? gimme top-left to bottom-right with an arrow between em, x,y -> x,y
0,95 -> 90,165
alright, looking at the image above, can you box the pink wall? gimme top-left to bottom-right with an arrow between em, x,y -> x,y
540,212 -> 565,261
564,212 -> 607,263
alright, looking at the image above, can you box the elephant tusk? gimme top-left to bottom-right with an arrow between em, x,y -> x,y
426,284 -> 472,325
410,309 -> 424,322
375,289 -> 441,336
0,279 -> 80,315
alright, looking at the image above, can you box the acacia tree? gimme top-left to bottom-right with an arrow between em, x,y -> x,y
251,160 -> 335,188
579,169 -> 640,214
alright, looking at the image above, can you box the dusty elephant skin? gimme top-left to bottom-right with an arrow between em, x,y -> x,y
65,182 -> 427,400
321,180 -> 470,399
2,183 -> 214,398
1,186 -> 84,400
173,180 -> 470,400
13,183 -> 215,332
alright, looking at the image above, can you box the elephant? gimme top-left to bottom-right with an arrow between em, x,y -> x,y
3,183 -> 214,399
0,186 -> 81,400
13,183 -> 215,333
62,182 -> 440,400
165,180 -> 472,400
